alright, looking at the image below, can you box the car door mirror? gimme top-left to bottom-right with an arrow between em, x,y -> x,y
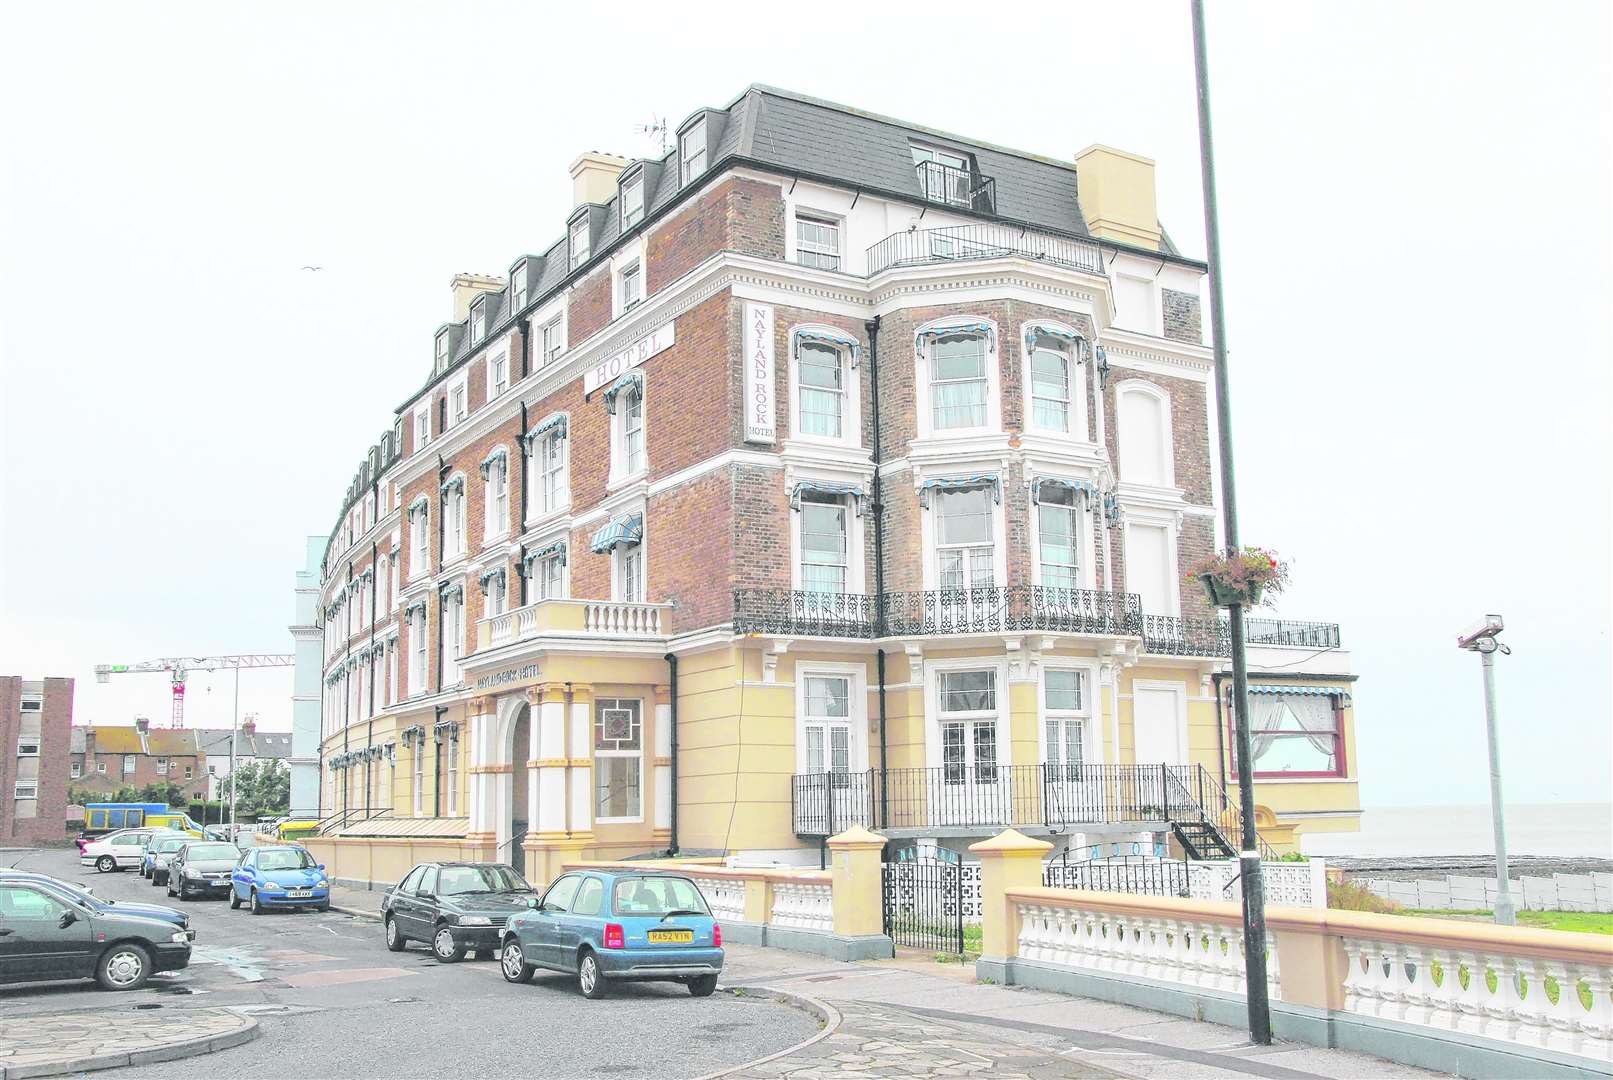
526,897 -> 539,909
58,910 -> 77,930
318,864 -> 326,872
418,892 -> 435,903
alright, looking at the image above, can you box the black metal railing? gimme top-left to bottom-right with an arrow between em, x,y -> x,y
913,161 -> 996,214
866,222 -> 1104,277
790,771 -> 877,838
1141,615 -> 1342,656
1244,618 -> 1342,649
735,586 -> 1142,640
1043,855 -> 1193,898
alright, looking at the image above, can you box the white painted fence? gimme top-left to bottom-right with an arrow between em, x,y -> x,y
1364,872 -> 1613,913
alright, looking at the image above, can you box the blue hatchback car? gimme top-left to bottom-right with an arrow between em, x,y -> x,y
498,870 -> 722,999
229,846 -> 330,914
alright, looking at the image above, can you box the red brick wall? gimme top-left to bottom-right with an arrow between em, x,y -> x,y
0,677 -> 74,844
567,269 -> 613,345
646,177 -> 785,295
648,470 -> 734,632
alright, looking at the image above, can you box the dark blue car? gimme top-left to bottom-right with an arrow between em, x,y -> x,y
230,846 -> 330,913
0,870 -> 190,930
498,870 -> 722,999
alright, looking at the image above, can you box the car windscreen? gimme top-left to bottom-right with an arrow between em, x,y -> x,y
154,838 -> 188,853
435,865 -> 531,896
256,849 -> 316,871
182,844 -> 239,861
612,876 -> 710,918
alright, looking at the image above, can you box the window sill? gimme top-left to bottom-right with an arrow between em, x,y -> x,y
606,470 -> 649,495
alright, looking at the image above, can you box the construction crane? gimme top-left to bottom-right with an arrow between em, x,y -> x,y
94,655 -> 295,729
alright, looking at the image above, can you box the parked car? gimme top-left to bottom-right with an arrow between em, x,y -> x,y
381,862 -> 535,962
143,835 -> 193,886
230,846 -> 330,914
498,870 -> 722,998
80,828 -> 160,873
0,877 -> 192,991
165,842 -> 240,901
0,870 -> 190,930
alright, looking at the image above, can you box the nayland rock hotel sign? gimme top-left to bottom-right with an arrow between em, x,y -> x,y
743,303 -> 776,445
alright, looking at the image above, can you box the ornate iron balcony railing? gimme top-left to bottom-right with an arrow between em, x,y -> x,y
733,586 -> 1142,639
866,222 -> 1104,278
913,160 -> 996,213
1142,615 -> 1342,656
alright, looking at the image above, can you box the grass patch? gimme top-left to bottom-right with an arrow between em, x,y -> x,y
1328,878 -> 1401,913
1400,909 -> 1613,935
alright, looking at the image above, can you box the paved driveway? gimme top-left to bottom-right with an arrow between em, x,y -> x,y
0,847 -> 819,1079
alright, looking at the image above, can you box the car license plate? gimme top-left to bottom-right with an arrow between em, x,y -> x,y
648,929 -> 694,944
286,889 -> 311,898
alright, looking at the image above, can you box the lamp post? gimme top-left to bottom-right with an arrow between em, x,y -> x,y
1457,614 -> 1516,925
1190,0 -> 1272,1045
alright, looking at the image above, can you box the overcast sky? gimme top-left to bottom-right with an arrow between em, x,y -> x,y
1,1 -> 1607,809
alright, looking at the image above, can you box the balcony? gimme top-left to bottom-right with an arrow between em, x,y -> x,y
733,586 -> 1141,639
476,598 -> 672,651
866,222 -> 1104,278
913,160 -> 996,214
791,763 -> 1259,852
1141,615 -> 1342,657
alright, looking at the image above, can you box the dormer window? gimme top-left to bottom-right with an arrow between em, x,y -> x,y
434,329 -> 450,373
470,297 -> 487,345
680,118 -> 707,185
510,260 -> 529,311
621,175 -> 644,229
569,218 -> 591,270
911,143 -> 994,212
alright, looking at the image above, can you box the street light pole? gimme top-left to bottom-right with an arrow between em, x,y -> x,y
1190,0 -> 1272,1044
1459,615 -> 1515,925
228,668 -> 239,834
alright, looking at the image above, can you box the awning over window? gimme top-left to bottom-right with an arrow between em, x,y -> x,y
479,447 -> 507,479
407,494 -> 429,517
590,512 -> 644,552
477,566 -> 506,592
790,479 -> 865,514
792,328 -> 862,367
916,320 -> 995,350
1247,684 -> 1351,706
524,539 -> 568,566
919,473 -> 1001,508
601,370 -> 643,415
440,475 -> 465,496
402,597 -> 427,619
1023,323 -> 1083,353
437,580 -> 463,602
524,412 -> 567,443
1031,476 -> 1098,505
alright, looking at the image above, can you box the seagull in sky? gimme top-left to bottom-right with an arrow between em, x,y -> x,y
301,265 -> 323,271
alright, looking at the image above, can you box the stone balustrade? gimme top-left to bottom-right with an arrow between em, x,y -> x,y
770,879 -> 835,932
476,598 -> 674,650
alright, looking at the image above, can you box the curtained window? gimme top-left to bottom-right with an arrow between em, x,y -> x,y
1228,689 -> 1344,777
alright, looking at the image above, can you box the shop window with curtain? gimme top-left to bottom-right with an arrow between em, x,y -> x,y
1228,688 -> 1345,777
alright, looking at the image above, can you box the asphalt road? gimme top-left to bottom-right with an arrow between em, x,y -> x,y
1,847 -> 820,1078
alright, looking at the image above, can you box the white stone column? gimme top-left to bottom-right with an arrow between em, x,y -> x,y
568,686 -> 594,835
466,697 -> 493,836
653,684 -> 672,838
533,684 -> 569,836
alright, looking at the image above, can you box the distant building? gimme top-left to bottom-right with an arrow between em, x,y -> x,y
290,536 -> 329,818
68,719 -> 208,803
194,720 -> 293,800
0,676 -> 73,845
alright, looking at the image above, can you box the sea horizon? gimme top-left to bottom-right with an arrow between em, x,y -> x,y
1300,801 -> 1613,859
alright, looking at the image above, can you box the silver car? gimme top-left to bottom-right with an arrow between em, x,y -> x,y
165,841 -> 241,901
145,835 -> 192,887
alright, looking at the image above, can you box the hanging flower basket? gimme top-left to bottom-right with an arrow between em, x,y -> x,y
1186,547 -> 1288,609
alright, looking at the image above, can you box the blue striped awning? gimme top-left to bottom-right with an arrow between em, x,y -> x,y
916,320 -> 996,349
524,539 -> 567,566
919,474 -> 1001,507
1025,322 -> 1082,347
590,512 -> 644,553
479,447 -> 507,478
1248,685 -> 1352,706
601,371 -> 643,414
437,580 -> 463,601
402,597 -> 427,619
790,480 -> 865,513
440,474 -> 464,496
524,412 -> 567,443
1031,476 -> 1098,505
792,328 -> 862,367
407,494 -> 429,517
477,566 -> 506,591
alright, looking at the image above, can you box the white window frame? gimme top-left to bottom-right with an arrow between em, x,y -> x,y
531,429 -> 569,519
919,482 -> 1007,592
489,351 -> 510,399
788,327 -> 861,447
618,260 -> 643,314
1038,661 -> 1100,769
1028,479 -> 1094,591
611,381 -> 648,485
484,570 -> 507,616
122,754 -> 136,774
914,318 -> 1001,440
484,453 -> 510,542
408,608 -> 427,695
790,489 -> 865,594
13,782 -> 37,800
793,662 -> 868,775
569,217 -> 590,269
409,503 -> 429,579
593,697 -> 645,823
1114,272 -> 1161,335
448,374 -> 469,428
540,315 -> 565,366
412,738 -> 425,815
445,731 -> 460,816
1114,379 -> 1176,488
444,479 -> 467,560
680,118 -> 707,185
470,297 -> 488,346
1122,510 -> 1182,618
924,656 -> 1012,775
510,261 -> 529,312
70,761 -> 82,778
1023,324 -> 1088,441
620,174 -> 644,229
434,329 -> 450,373
532,551 -> 567,601
612,543 -> 645,603
441,590 -> 464,687
415,408 -> 431,452
794,211 -> 842,271
16,740 -> 39,757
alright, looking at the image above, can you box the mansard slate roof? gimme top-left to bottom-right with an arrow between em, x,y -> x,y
406,85 -> 1192,409
194,728 -> 293,760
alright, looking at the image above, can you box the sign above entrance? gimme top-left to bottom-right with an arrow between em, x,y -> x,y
583,323 -> 675,395
475,663 -> 541,692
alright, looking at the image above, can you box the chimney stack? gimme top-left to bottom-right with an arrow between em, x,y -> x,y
1074,145 -> 1162,251
134,716 -> 150,734
242,719 -> 257,737
450,273 -> 504,325
569,151 -> 630,208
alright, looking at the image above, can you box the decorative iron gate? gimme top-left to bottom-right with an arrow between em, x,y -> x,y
881,857 -> 982,954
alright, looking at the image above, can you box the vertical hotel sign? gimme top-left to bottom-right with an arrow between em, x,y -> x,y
743,303 -> 776,444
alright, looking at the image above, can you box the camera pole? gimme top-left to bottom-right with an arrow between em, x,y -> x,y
1190,0 -> 1271,1044
1459,617 -> 1516,926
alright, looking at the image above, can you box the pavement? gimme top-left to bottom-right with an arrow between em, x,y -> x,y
4,850 -> 1442,1079
0,1007 -> 256,1079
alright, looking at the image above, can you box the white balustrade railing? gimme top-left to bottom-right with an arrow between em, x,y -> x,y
1015,897 -> 1278,997
692,876 -> 748,924
476,599 -> 671,650
1340,933 -> 1612,1061
582,600 -> 665,636
770,879 -> 835,932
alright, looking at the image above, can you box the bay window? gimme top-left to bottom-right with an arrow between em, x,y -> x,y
1035,482 -> 1081,590
1029,334 -> 1073,433
934,486 -> 995,591
594,698 -> 643,821
1230,688 -> 1346,777
798,492 -> 848,594
797,342 -> 845,438
930,332 -> 989,430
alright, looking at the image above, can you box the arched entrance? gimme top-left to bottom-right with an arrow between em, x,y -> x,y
508,703 -> 531,875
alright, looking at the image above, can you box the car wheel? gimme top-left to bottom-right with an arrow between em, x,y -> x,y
314,902 -> 330,913
166,877 -> 176,898
250,889 -> 265,915
500,939 -> 534,984
95,855 -> 116,873
688,974 -> 719,998
432,925 -> 466,963
229,888 -> 242,910
577,950 -> 608,999
96,943 -> 151,991
384,916 -> 406,952
149,873 -> 160,888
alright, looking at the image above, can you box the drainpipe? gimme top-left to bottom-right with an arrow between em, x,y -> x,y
664,653 -> 679,855
865,317 -> 889,829
432,706 -> 446,818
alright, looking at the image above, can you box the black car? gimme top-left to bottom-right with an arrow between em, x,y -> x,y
0,869 -> 190,931
0,878 -> 192,991
381,862 -> 535,962
165,841 -> 241,900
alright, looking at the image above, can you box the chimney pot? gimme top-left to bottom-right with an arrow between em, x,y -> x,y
450,272 -> 504,324
242,719 -> 257,736
569,151 -> 631,209
134,717 -> 150,733
1074,145 -> 1162,250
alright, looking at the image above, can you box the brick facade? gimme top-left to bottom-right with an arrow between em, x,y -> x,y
0,677 -> 73,845
1162,288 -> 1203,344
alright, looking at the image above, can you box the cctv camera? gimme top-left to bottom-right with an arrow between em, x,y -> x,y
1456,614 -> 1504,651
